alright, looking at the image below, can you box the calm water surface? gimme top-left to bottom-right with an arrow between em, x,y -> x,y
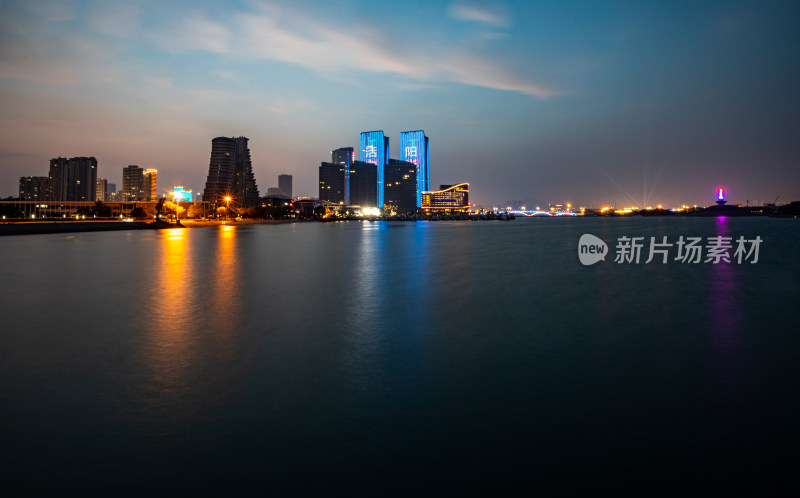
1,218 -> 798,494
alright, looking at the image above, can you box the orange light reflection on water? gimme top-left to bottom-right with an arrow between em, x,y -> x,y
210,225 -> 241,332
127,228 -> 199,429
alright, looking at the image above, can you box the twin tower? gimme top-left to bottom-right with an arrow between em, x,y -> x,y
320,130 -> 430,211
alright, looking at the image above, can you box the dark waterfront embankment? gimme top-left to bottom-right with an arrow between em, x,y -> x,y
0,221 -> 150,236
0,216 -> 507,236
0,219 -> 299,236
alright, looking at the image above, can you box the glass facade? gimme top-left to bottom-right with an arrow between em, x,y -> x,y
319,162 -> 346,204
359,131 -> 389,207
400,131 -> 429,208
349,161 -> 377,207
332,147 -> 353,205
384,159 -> 417,213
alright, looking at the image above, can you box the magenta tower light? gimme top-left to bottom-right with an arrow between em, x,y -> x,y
717,186 -> 726,205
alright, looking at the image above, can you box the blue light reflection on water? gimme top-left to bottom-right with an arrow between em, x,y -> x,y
0,218 -> 798,493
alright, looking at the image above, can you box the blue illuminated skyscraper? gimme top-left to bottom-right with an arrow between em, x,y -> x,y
399,131 -> 429,208
359,131 -> 389,208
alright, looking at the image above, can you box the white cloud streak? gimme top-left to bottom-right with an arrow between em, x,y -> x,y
154,2 -> 556,97
448,2 -> 510,28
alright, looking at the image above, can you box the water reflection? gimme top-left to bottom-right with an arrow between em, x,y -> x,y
125,226 -> 245,432
131,228 -> 200,432
708,217 -> 743,396
209,225 -> 242,334
342,224 -> 381,379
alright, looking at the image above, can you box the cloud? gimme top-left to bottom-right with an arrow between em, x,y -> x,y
155,14 -> 231,54
214,69 -> 236,80
448,2 -> 510,28
0,1 -> 557,98
148,77 -> 173,89
165,4 -> 556,98
0,16 -> 113,85
239,10 -> 413,75
85,3 -> 143,38
396,82 -> 441,92
26,0 -> 77,22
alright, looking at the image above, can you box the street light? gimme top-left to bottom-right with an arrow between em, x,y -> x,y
224,196 -> 232,220
171,191 -> 180,222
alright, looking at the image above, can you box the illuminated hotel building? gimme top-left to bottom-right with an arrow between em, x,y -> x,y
203,136 -> 260,207
319,162 -> 346,204
421,183 -> 470,213
399,131 -> 429,208
349,161 -> 377,207
384,159 -> 417,213
143,169 -> 157,200
359,131 -> 389,207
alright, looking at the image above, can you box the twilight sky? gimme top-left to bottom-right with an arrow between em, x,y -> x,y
1,0 -> 798,208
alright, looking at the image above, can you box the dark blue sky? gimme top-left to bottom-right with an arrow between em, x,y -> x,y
1,0 -> 798,207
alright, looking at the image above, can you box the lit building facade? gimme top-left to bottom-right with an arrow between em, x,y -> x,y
96,178 -> 107,202
122,165 -> 144,201
319,162 -> 346,204
19,176 -> 50,201
359,131 -> 389,207
143,169 -> 158,200
332,147 -> 354,166
171,186 -> 192,202
349,161 -> 377,207
202,136 -> 260,208
49,157 -> 97,201
399,130 -> 429,208
384,159 -> 417,213
421,183 -> 470,213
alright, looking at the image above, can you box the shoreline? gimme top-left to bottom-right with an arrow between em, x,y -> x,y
0,218 -> 296,236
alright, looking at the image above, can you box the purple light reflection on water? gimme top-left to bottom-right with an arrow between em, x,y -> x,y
707,216 -> 744,398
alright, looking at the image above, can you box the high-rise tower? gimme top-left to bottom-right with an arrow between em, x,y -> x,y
332,147 -> 353,204
399,131 -> 429,208
122,165 -> 144,201
384,159 -> 417,213
96,178 -> 107,202
359,131 -> 389,208
349,161 -> 377,208
278,174 -> 292,198
19,176 -> 50,201
203,136 -> 260,208
143,169 -> 158,200
319,162 -> 346,204
49,157 -> 97,201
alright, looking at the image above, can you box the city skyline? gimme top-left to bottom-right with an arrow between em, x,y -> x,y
1,0 -> 798,207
